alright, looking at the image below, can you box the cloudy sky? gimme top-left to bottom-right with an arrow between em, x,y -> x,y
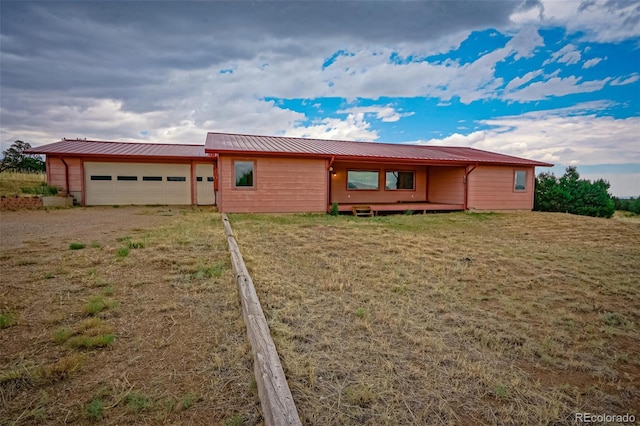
1,1 -> 638,196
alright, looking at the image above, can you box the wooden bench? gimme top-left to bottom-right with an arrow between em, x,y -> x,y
352,205 -> 374,217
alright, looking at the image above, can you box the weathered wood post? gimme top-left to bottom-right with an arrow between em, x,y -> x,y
221,214 -> 301,426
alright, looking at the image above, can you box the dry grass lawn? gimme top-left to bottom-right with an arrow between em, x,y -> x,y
1,207 -> 260,425
230,211 -> 640,425
0,172 -> 46,196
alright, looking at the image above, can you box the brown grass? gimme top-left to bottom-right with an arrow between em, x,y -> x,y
0,171 -> 46,196
230,211 -> 640,425
0,208 -> 260,425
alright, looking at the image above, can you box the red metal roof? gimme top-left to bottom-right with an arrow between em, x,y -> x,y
205,132 -> 553,167
27,135 -> 553,167
27,139 -> 211,159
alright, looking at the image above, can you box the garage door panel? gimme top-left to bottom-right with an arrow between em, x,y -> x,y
85,162 -> 191,205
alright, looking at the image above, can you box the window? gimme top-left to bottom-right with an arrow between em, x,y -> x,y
514,170 -> 527,191
235,161 -> 254,187
386,171 -> 415,190
347,171 -> 379,190
90,175 -> 112,181
196,176 -> 203,182
117,176 -> 137,181
207,177 -> 214,182
143,176 -> 162,181
167,176 -> 186,182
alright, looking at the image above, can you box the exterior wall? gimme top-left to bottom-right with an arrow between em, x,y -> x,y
428,166 -> 465,204
330,162 -> 427,204
466,165 -> 535,210
47,157 -> 83,201
218,156 -> 327,213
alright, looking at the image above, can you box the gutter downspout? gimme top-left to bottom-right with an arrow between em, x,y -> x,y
60,157 -> 70,197
463,164 -> 478,210
213,153 -> 220,210
327,156 -> 335,212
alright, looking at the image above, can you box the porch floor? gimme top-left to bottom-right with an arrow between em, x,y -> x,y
334,202 -> 464,215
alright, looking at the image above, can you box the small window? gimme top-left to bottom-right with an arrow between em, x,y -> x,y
117,176 -> 137,181
167,176 -> 186,182
235,161 -> 254,187
347,171 -> 379,190
143,176 -> 162,181
90,175 -> 112,181
197,176 -> 203,182
514,170 -> 527,191
386,171 -> 415,190
207,177 -> 214,182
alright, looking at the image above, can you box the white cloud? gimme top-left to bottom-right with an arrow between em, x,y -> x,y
542,44 -> 582,66
582,57 -> 603,69
505,70 -> 543,92
414,102 -> 640,168
610,74 -> 640,86
338,105 -> 414,122
511,0 -> 640,43
283,114 -> 379,141
504,76 -> 610,102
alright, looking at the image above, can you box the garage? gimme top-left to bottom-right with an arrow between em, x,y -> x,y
85,162 -> 192,205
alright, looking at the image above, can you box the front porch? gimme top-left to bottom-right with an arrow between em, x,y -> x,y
328,161 -> 467,215
333,201 -> 465,215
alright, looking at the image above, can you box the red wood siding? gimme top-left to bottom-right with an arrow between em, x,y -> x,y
218,156 -> 327,213
330,162 -> 427,204
428,167 -> 465,204
467,166 -> 535,210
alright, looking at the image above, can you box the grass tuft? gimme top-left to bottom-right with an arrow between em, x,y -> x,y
0,312 -> 17,328
82,296 -> 118,315
124,392 -> 152,413
69,242 -> 86,250
117,247 -> 130,258
86,398 -> 105,420
602,312 -> 634,330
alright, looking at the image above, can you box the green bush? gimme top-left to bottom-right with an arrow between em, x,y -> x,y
534,166 -> 615,218
330,202 -> 339,216
21,183 -> 59,196
613,196 -> 640,214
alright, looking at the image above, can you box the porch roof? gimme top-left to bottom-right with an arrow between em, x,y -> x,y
205,132 -> 553,167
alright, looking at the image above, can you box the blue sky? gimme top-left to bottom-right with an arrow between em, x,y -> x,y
1,1 -> 639,196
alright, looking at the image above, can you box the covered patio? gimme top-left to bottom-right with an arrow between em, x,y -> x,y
328,161 -> 469,214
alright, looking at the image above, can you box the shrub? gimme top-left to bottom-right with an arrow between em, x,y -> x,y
534,166 -> 615,218
613,196 -> 640,214
330,202 -> 339,216
21,183 -> 58,196
69,242 -> 86,250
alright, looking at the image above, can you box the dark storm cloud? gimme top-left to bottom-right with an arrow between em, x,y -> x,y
1,1 -> 534,94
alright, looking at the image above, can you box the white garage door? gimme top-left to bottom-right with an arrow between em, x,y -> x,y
85,162 -> 191,205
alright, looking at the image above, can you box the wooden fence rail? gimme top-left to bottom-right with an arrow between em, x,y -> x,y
221,214 -> 302,426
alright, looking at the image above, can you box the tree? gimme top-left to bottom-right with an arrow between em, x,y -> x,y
534,166 -> 615,218
0,140 -> 45,173
613,196 -> 640,214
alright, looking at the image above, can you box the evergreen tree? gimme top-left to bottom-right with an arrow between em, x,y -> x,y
534,166 -> 615,218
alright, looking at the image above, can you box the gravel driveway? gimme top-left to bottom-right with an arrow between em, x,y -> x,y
0,206 -> 189,250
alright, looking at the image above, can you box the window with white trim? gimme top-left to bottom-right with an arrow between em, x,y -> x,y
514,170 -> 527,191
